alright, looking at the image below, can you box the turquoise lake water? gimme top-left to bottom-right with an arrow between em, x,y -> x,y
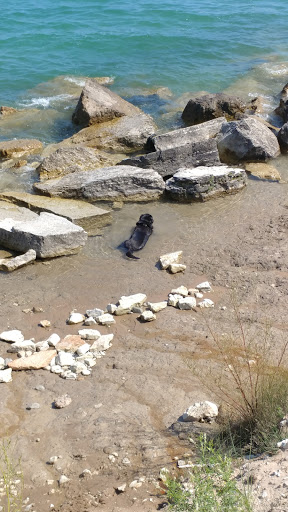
1,0 -> 288,143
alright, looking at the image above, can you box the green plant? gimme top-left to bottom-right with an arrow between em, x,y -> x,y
166,435 -> 252,511
0,438 -> 23,512
192,301 -> 288,454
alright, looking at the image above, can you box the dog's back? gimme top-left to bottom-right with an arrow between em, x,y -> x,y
124,214 -> 153,259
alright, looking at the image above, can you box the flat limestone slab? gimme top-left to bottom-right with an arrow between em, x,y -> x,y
8,350 -> 57,370
0,192 -> 112,234
0,211 -> 87,258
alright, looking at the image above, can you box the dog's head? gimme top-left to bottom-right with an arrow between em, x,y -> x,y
138,213 -> 154,227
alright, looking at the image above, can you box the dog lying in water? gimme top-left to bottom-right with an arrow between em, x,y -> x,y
124,214 -> 154,259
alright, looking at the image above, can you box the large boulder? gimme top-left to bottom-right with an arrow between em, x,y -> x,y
217,117 -> 280,163
72,79 -> 142,126
0,139 -> 43,159
120,139 -> 220,178
146,117 -> 227,152
277,122 -> 288,152
37,146 -> 112,181
0,191 -> 111,234
65,113 -> 157,153
182,93 -> 247,125
0,212 -> 87,258
33,166 -> 165,202
165,165 -> 247,202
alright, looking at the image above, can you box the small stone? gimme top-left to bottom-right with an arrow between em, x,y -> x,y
84,317 -> 97,326
78,329 -> 101,340
188,288 -> 198,295
171,286 -> 188,296
159,251 -> 183,270
118,294 -> 147,310
122,457 -> 131,465
67,312 -> 85,325
32,306 -> 44,313
140,310 -> 156,322
57,334 -> 84,351
49,456 -> 58,465
61,370 -> 77,380
8,339 -> 36,354
198,298 -> 214,308
58,475 -> 69,486
35,340 -> 49,351
86,308 -> 104,319
108,454 -> 116,463
129,480 -> 142,488
195,292 -> 203,299
168,294 -> 183,307
259,490 -> 268,499
131,306 -> 143,314
39,320 -> 51,328
76,343 -> 91,356
178,297 -> 196,310
81,368 -> 91,376
26,403 -> 40,410
47,480 -> 54,485
116,483 -> 127,493
220,306 -> 227,311
107,304 -> 117,314
96,313 -> 115,326
56,351 -> 75,366
277,439 -> 288,450
169,263 -> 186,274
79,469 -> 92,478
46,333 -> 61,347
34,385 -> 45,391
22,308 -> 32,314
50,365 -> 62,374
196,281 -> 212,292
0,357 -> 5,370
0,368 -> 12,383
54,394 -> 72,409
147,301 -> 168,313
0,330 -> 24,343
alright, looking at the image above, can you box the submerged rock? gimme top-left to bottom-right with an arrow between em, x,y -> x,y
166,165 -> 247,202
0,139 -> 43,159
182,93 -> 247,125
245,163 -> 281,181
217,117 -> 280,163
34,166 -> 165,202
0,212 -> 87,258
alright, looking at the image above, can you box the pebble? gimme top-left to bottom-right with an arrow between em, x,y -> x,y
84,317 -> 97,326
178,297 -> 196,310
79,469 -> 92,478
76,343 -> 90,356
49,456 -> 58,465
0,368 -> 12,383
58,475 -> 69,486
67,312 -> 85,325
39,320 -> 51,328
47,333 -> 61,347
34,385 -> 45,391
96,313 -> 115,326
33,306 -> 44,313
196,281 -> 212,292
78,329 -> 101,340
122,457 -> 131,465
198,298 -> 214,308
168,293 -> 183,307
171,286 -> 188,296
116,483 -> 127,493
54,394 -> 72,409
129,480 -> 142,488
140,310 -> 156,322
0,330 -> 24,343
169,263 -> 186,273
146,301 -> 167,313
26,403 -> 40,410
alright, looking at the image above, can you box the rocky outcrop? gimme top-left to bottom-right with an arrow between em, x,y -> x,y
277,122 -> 288,152
120,139 -> 220,178
0,191 -> 111,234
33,166 -> 165,202
217,117 -> 280,163
165,165 -> 247,202
72,79 -> 142,126
0,139 -> 43,159
0,212 -> 87,258
146,117 -> 227,152
182,93 -> 247,125
62,113 -> 157,154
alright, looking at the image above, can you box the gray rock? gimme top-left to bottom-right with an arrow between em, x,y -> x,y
54,394 -> 72,408
0,249 -> 36,272
146,117 -> 226,152
85,308 -> 104,319
36,146 -> 105,180
277,122 -> 288,152
0,212 -> 87,258
217,117 -> 280,163
7,339 -> 36,354
120,139 -> 220,178
178,297 -> 196,310
0,191 -> 112,235
274,83 -> 288,122
34,166 -> 165,202
166,165 -> 247,202
182,93 -> 247,125
61,113 -> 157,153
72,79 -> 142,126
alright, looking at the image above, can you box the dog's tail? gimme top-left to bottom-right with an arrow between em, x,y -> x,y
126,251 -> 140,260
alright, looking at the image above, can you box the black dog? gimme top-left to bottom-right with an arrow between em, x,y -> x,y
124,214 -> 154,259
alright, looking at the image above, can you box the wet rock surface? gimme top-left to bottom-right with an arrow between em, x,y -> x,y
182,93 -> 247,125
0,138 -> 43,158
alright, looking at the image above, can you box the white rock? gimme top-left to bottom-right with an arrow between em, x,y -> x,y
90,334 -> 113,352
61,370 -> 77,380
122,457 -> 131,465
107,304 -> 117,314
140,310 -> 156,322
35,340 -> 49,351
56,351 -> 75,366
67,312 -> 85,325
47,333 -> 61,347
114,306 -> 131,316
178,297 -> 197,310
277,439 -> 288,450
76,343 -> 90,356
116,483 -> 127,493
49,456 -> 58,465
50,365 -> 62,374
0,368 -> 12,383
159,251 -> 183,270
78,329 -> 101,340
84,317 -> 97,326
195,292 -> 203,299
196,281 -> 212,292
8,340 -> 36,354
96,313 -> 115,326
147,301 -> 168,313
171,286 -> 188,296
59,475 -> 69,486
0,330 -> 24,343
81,368 -> 91,376
169,263 -> 186,274
0,357 -> 5,370
85,308 -> 104,319
168,293 -> 183,307
183,401 -> 218,422
188,288 -> 198,295
70,361 -> 87,374
118,293 -> 147,310
129,480 -> 142,488
198,298 -> 214,308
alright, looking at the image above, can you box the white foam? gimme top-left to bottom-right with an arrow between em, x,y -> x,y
64,76 -> 86,86
19,94 -> 75,108
261,63 -> 288,76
